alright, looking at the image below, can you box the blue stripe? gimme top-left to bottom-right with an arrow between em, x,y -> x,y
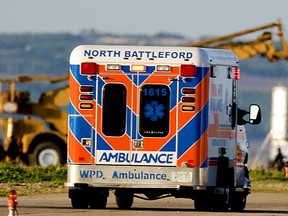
138,74 -> 149,86
160,136 -> 176,152
91,128 -> 96,157
97,78 -> 105,105
126,107 -> 132,137
131,112 -> 137,139
201,158 -> 208,168
69,115 -> 92,143
169,81 -> 177,109
69,101 -> 79,115
97,134 -> 113,150
177,102 -> 209,158
69,115 -> 91,139
70,64 -> 95,85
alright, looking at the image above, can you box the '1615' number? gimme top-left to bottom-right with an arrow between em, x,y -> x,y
142,87 -> 167,97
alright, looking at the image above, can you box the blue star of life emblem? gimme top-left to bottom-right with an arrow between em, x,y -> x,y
144,101 -> 165,121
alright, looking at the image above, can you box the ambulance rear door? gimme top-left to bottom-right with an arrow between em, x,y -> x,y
95,65 -> 178,167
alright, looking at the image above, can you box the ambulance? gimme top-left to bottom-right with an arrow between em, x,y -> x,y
66,45 -> 261,211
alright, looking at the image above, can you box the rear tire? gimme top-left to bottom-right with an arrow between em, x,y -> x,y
28,141 -> 63,166
89,189 -> 109,209
194,198 -> 211,211
71,198 -> 89,209
230,193 -> 247,212
212,189 -> 229,212
115,189 -> 134,209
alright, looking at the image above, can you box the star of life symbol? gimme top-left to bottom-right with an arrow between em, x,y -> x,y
144,101 -> 165,121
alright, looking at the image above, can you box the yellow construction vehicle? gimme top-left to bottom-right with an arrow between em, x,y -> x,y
0,75 -> 68,166
187,19 -> 288,62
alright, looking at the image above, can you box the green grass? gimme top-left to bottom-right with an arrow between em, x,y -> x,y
0,162 -> 66,183
250,167 -> 287,181
0,162 -> 67,196
250,167 -> 288,192
0,163 -> 288,197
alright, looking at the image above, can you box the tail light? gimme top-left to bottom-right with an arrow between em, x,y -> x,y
234,67 -> 240,80
80,94 -> 93,100
81,62 -> 98,75
182,97 -> 195,103
80,86 -> 93,92
180,65 -> 196,77
182,88 -> 195,94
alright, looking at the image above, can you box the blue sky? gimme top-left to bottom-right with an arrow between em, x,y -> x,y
1,0 -> 288,39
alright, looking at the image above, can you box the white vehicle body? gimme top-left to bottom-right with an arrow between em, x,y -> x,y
66,45 -> 261,211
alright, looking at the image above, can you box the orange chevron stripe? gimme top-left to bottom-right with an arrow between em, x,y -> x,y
177,129 -> 208,167
68,129 -> 94,164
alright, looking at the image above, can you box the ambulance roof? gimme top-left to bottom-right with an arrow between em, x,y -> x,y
70,45 -> 238,67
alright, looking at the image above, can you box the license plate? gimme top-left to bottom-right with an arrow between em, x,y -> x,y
172,172 -> 192,183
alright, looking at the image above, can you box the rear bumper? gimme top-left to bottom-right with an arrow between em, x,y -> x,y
66,164 -> 207,189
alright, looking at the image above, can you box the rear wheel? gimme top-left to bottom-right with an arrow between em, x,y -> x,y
230,193 -> 247,212
89,189 -> 109,209
194,198 -> 211,211
115,189 -> 134,209
212,189 -> 229,212
71,198 -> 89,209
28,141 -> 63,166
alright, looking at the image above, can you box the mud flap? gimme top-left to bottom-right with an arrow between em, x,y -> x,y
216,156 -> 234,187
215,155 -> 235,211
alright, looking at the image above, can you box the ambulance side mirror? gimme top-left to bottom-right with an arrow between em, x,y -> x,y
248,104 -> 261,125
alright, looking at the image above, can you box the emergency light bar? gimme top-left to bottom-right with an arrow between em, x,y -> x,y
180,65 -> 196,77
81,62 -> 98,75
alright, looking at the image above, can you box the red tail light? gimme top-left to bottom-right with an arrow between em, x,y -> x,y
182,97 -> 195,103
80,94 -> 93,100
81,62 -> 98,75
234,67 -> 240,80
80,86 -> 93,92
180,65 -> 196,77
182,88 -> 195,94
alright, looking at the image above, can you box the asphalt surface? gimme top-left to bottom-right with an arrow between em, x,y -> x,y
0,192 -> 288,216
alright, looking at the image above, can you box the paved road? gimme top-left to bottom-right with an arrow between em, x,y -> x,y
0,192 -> 288,216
